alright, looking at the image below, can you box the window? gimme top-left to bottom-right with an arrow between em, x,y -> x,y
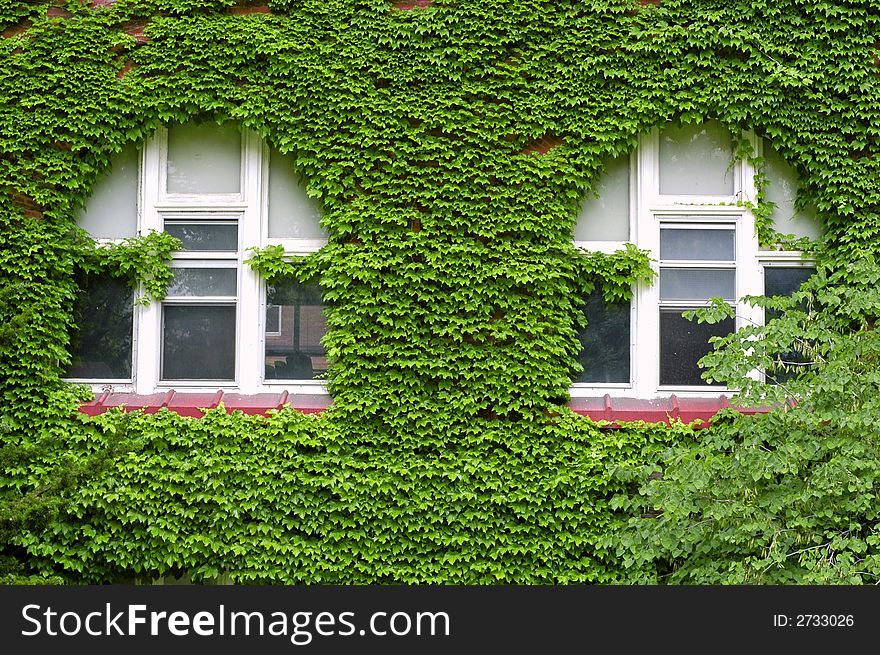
65,273 -> 134,381
762,264 -> 816,384
658,222 -> 736,386
573,122 -> 820,397
70,122 -> 328,393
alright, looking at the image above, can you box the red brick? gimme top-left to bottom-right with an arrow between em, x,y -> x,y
523,134 -> 564,156
2,20 -> 32,38
122,22 -> 150,44
12,192 -> 38,209
393,0 -> 433,10
228,4 -> 271,15
116,60 -> 134,79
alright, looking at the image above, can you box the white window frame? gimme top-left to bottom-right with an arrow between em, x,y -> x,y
571,126 -> 769,398
571,150 -> 638,393
63,148 -> 145,389
68,124 -> 330,395
258,140 -> 328,391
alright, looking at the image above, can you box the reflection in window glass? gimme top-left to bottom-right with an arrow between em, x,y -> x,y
660,311 -> 734,386
77,144 -> 139,239
65,275 -> 133,379
166,268 -> 237,297
575,289 -> 630,383
764,267 -> 814,305
574,155 -> 630,241
264,280 -> 327,380
764,266 -> 815,384
659,122 -> 735,196
167,122 -> 241,194
265,305 -> 281,335
162,305 -> 236,380
163,221 -> 239,252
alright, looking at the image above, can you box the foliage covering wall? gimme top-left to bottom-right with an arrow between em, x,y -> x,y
1,0 -> 879,583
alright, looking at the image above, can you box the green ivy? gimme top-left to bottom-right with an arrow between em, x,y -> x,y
1,0 -> 879,583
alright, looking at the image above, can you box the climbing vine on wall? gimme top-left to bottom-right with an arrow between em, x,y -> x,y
1,0 -> 879,583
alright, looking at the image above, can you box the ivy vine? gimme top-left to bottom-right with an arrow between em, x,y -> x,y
1,0 -> 879,584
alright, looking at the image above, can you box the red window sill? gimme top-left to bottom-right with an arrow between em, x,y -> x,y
79,391 -> 765,425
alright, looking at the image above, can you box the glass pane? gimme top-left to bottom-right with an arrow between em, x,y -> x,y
574,289 -> 630,383
764,266 -> 816,384
268,148 -> 326,239
167,122 -> 241,194
164,222 -> 238,251
660,268 -> 735,301
77,144 -> 138,239
763,144 -> 822,240
162,305 -> 235,380
660,228 -> 734,261
660,310 -> 734,386
65,275 -> 133,379
659,121 -> 735,195
167,268 -> 237,297
764,267 -> 815,300
266,305 -> 281,334
264,280 -> 327,380
574,155 -> 630,241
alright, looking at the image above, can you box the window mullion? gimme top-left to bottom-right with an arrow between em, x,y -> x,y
237,129 -> 265,394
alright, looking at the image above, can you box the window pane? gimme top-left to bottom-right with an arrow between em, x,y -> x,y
164,222 -> 239,251
268,148 -> 325,239
659,121 -> 735,195
264,280 -> 327,380
660,228 -> 735,261
162,305 -> 235,380
266,305 -> 281,334
660,310 -> 734,386
167,268 -> 237,297
77,144 -> 138,239
574,289 -> 630,383
764,267 -> 815,300
574,155 -> 630,241
764,266 -> 816,385
167,123 -> 241,194
763,144 -> 822,240
65,275 -> 133,379
660,268 -> 735,301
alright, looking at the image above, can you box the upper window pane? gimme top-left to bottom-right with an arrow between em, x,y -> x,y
65,275 -> 134,379
268,149 -> 325,239
166,123 -> 241,195
264,280 -> 328,380
77,144 -> 138,239
659,122 -> 735,196
660,227 -> 735,261
763,144 -> 822,241
574,155 -> 630,241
